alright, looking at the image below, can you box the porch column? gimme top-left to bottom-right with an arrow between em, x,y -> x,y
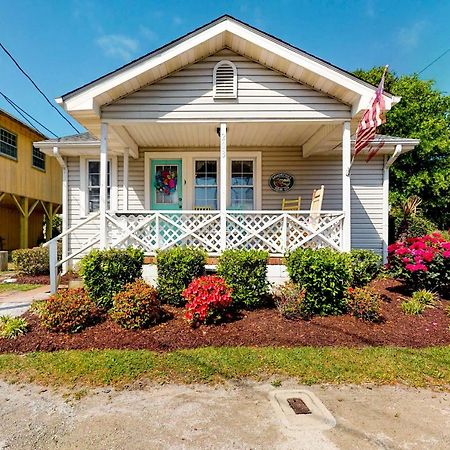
219,123 -> 227,251
100,122 -> 108,249
342,121 -> 351,251
45,202 -> 53,240
123,148 -> 129,210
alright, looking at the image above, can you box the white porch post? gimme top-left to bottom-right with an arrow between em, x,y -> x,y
100,122 -> 108,249
342,121 -> 351,251
219,123 -> 227,251
123,147 -> 129,210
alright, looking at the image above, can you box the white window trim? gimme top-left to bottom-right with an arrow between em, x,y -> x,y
213,60 -> 238,99
228,156 -> 261,210
193,157 -> 220,210
79,155 -> 118,218
144,151 -> 261,210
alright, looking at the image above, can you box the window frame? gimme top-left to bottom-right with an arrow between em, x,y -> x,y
229,158 -> 256,210
0,127 -> 18,161
193,158 -> 219,210
31,145 -> 46,171
79,156 -> 117,218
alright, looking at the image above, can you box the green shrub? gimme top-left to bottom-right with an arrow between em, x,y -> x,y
285,248 -> 352,316
0,316 -> 28,339
350,249 -> 381,287
217,249 -> 269,309
400,298 -> 425,315
347,287 -> 381,322
272,281 -> 310,320
156,247 -> 207,306
11,246 -> 49,275
411,289 -> 438,306
34,288 -> 101,333
392,213 -> 437,241
110,279 -> 162,330
80,247 -> 144,309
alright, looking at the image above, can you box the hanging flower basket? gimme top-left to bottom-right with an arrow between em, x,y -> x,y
154,169 -> 177,195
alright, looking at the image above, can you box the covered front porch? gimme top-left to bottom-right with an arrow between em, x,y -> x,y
98,119 -> 352,254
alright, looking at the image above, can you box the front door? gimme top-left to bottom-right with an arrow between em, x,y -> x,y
151,159 -> 182,210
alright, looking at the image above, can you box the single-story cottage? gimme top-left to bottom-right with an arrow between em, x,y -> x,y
35,15 -> 419,292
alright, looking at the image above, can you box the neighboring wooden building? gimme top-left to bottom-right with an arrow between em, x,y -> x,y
0,108 -> 62,250
34,16 -> 419,291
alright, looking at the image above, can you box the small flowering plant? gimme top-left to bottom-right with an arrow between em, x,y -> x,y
387,232 -> 450,294
182,275 -> 233,327
347,287 -> 381,322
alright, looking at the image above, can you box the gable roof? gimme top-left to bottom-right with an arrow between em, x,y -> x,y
57,15 -> 399,126
0,107 -> 46,139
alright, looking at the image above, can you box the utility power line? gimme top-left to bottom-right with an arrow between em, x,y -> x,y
0,41 -> 80,134
0,91 -> 58,137
418,48 -> 450,75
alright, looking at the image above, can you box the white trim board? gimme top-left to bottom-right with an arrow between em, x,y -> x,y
144,151 -> 262,210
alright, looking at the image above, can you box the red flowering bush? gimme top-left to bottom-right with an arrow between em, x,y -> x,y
387,232 -> 450,294
182,275 -> 233,326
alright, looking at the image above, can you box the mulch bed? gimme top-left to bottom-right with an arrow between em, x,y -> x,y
1,279 -> 449,353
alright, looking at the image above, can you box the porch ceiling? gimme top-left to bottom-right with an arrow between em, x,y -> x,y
122,122 -> 322,148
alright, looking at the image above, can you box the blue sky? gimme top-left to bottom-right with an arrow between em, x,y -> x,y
1,0 -> 449,137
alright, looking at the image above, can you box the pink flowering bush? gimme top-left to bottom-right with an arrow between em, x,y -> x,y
387,232 -> 450,294
182,275 -> 233,327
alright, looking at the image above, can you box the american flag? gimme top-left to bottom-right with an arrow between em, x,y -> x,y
354,67 -> 388,161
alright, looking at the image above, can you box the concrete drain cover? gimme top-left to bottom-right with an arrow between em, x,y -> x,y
270,390 -> 336,431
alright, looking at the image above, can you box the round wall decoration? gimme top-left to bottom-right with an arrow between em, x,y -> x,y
269,173 -> 294,192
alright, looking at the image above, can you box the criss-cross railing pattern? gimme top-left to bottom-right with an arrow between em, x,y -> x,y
105,210 -> 345,256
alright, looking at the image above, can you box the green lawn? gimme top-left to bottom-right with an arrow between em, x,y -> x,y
0,283 -> 40,294
0,346 -> 448,388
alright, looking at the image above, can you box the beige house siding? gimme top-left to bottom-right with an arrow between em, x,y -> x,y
350,157 -> 385,254
101,50 -> 351,122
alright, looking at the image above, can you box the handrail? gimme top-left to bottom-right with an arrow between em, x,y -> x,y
110,210 -> 345,215
43,212 -> 100,247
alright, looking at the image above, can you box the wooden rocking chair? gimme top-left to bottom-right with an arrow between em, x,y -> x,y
309,185 -> 324,229
281,197 -> 301,211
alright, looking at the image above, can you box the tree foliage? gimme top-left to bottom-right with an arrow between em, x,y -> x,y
353,67 -> 450,228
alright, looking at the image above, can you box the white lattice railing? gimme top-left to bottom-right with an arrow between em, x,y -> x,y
45,210 -> 344,293
105,210 -> 345,256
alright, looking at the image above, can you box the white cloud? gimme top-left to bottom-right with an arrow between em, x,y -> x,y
96,34 -> 139,61
397,21 -> 427,49
140,26 -> 158,43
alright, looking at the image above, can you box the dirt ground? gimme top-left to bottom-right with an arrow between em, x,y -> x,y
0,380 -> 449,449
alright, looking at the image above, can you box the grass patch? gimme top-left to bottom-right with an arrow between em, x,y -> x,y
0,283 -> 41,293
0,346 -> 449,388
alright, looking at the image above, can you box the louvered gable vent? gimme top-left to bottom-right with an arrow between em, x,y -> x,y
213,60 -> 237,99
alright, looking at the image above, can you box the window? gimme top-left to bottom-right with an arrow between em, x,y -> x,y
213,60 -> 237,99
0,127 -> 17,159
32,145 -> 45,170
87,160 -> 111,212
194,160 -> 218,209
230,160 -> 254,210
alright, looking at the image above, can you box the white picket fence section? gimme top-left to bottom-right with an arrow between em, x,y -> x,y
45,210 -> 344,293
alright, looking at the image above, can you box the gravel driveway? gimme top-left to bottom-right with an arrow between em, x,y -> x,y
0,380 -> 449,449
